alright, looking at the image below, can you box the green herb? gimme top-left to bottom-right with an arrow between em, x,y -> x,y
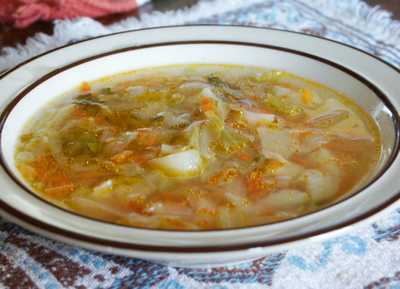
100,87 -> 112,94
264,94 -> 304,119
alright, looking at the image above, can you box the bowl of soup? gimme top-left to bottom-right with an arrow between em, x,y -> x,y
0,26 -> 399,267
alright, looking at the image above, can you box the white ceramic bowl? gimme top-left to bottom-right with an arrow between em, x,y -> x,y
0,26 -> 399,267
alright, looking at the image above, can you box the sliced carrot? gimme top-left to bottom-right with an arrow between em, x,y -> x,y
137,131 -> 157,147
32,154 -> 75,198
297,130 -> 313,142
302,89 -> 313,105
246,169 -> 264,190
95,115 -> 107,125
197,219 -> 214,229
111,150 -> 134,164
80,81 -> 91,93
252,141 -> 261,151
291,153 -> 317,169
160,218 -> 188,229
127,196 -> 149,215
51,171 -> 71,186
146,134 -> 157,146
245,160 -> 282,198
224,202 -> 237,209
44,184 -> 75,198
201,97 -> 215,112
264,159 -> 284,173
208,168 -> 238,185
152,192 -> 189,205
132,154 -> 149,165
110,126 -> 119,134
238,152 -> 252,161
196,207 -> 217,217
245,168 -> 276,199
32,154 -> 53,177
71,106 -> 87,118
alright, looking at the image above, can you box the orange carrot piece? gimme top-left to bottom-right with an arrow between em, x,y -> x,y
80,81 -> 91,93
246,169 -> 264,190
208,168 -> 238,184
146,134 -> 157,146
110,126 -> 119,134
71,106 -> 87,118
32,154 -> 75,198
196,207 -> 217,217
238,152 -> 252,161
302,89 -> 313,105
44,184 -> 75,198
127,196 -> 149,215
264,159 -> 284,172
137,131 -> 157,147
245,169 -> 274,199
132,154 -> 149,165
291,153 -> 317,169
201,97 -> 215,112
160,218 -> 188,229
95,115 -> 106,125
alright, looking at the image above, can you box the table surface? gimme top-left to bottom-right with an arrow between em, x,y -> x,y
0,0 -> 399,50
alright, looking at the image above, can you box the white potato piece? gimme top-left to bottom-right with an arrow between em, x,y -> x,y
259,189 -> 309,210
160,144 -> 177,155
262,161 -> 303,187
243,110 -> 277,126
274,162 -> 303,178
297,131 -> 331,154
302,169 -> 339,203
321,98 -> 349,111
308,148 -> 341,176
150,149 -> 203,177
257,127 -> 299,161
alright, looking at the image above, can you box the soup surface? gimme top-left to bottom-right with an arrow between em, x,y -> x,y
15,65 -> 381,230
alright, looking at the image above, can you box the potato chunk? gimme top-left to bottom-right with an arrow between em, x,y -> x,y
150,149 -> 203,177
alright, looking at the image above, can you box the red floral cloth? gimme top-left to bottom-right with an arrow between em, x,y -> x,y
0,0 -> 138,28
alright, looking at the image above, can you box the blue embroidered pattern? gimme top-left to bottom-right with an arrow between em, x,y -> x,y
176,254 -> 285,285
372,209 -> 400,242
288,236 -> 367,271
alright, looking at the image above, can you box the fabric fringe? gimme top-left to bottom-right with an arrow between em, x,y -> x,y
1,0 -> 399,71
0,0 -> 265,71
299,0 -> 400,46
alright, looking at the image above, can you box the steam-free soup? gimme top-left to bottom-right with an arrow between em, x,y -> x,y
15,65 -> 381,230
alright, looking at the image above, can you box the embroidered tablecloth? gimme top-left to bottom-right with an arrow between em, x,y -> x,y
1,0 -> 400,288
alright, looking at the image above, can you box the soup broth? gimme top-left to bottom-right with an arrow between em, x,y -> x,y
15,65 -> 381,230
